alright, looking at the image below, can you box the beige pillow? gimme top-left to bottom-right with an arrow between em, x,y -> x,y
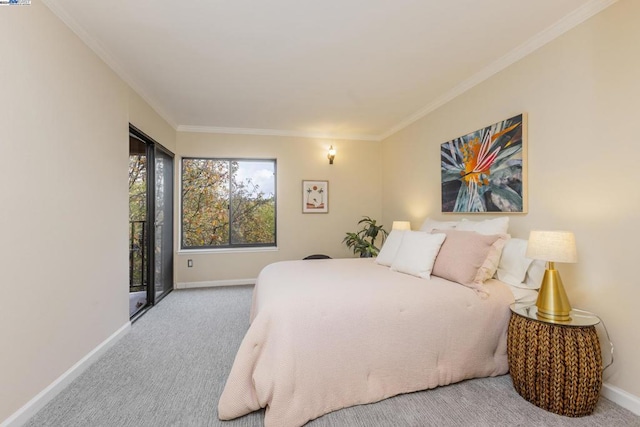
475,235 -> 508,283
431,229 -> 507,293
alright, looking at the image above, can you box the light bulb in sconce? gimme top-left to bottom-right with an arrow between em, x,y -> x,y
327,146 -> 336,164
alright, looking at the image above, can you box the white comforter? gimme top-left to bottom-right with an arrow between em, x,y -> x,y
218,258 -> 514,426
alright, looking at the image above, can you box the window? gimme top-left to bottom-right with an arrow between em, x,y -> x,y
181,158 -> 276,249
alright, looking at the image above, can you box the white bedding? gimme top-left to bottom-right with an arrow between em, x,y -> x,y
218,258 -> 515,427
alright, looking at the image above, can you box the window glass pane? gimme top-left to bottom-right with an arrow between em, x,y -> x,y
129,146 -> 147,309
182,159 -> 230,247
181,158 -> 276,249
230,160 -> 276,245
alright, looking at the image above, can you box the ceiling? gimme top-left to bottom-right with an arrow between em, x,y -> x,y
43,0 -> 614,140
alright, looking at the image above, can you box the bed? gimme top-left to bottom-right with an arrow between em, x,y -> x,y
218,257 -> 520,427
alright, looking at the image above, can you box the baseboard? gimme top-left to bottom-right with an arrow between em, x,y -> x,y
1,322 -> 131,427
1,321 -> 637,425
602,382 -> 640,415
176,278 -> 256,289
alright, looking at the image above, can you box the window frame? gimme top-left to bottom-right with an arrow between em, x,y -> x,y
180,157 -> 277,250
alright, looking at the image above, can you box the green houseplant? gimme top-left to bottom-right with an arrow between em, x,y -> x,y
343,216 -> 388,258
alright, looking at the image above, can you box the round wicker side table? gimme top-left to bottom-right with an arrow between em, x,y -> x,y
507,304 -> 602,417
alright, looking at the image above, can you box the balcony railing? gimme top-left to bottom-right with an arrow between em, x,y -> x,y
129,220 -> 147,292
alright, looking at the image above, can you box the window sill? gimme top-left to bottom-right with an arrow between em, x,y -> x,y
178,246 -> 279,255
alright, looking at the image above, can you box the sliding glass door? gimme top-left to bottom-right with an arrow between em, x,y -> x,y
153,145 -> 173,302
128,125 -> 174,318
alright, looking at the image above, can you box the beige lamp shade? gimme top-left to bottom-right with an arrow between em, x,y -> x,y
526,230 -> 577,263
392,221 -> 411,231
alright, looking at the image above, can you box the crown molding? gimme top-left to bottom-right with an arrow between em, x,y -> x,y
378,0 -> 619,141
177,125 -> 380,141
41,0 -> 178,130
42,0 -> 616,143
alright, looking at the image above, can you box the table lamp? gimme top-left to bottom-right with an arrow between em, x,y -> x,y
525,230 -> 578,322
392,221 -> 411,231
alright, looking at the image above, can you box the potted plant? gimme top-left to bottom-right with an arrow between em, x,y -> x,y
343,216 -> 388,258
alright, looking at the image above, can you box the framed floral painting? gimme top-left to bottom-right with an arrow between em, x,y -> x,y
441,113 -> 527,213
302,180 -> 328,213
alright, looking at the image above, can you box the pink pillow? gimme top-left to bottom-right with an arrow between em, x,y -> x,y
431,229 -> 508,294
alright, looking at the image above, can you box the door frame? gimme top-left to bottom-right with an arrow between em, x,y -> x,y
129,124 -> 174,320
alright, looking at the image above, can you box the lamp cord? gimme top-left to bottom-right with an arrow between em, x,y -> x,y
572,308 -> 614,372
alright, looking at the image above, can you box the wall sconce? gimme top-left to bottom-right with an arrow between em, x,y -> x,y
327,145 -> 336,165
526,230 -> 578,322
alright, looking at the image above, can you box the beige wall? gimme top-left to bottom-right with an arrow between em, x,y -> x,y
0,1 -> 175,422
175,132 -> 382,283
3,0 -> 637,421
381,0 -> 640,397
129,90 -> 177,153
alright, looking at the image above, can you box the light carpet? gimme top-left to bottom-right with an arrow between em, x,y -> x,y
24,286 -> 640,427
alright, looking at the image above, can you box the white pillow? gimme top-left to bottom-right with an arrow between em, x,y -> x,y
375,230 -> 405,267
496,238 -> 533,286
509,286 -> 539,303
419,218 -> 459,232
456,217 -> 509,235
523,259 -> 546,290
390,231 -> 446,279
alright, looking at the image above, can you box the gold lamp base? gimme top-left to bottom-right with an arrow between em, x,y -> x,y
536,262 -> 572,322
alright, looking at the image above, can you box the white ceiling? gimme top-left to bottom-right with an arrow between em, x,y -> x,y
43,0 -> 615,140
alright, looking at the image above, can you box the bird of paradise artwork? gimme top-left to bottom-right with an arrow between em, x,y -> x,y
441,114 -> 527,213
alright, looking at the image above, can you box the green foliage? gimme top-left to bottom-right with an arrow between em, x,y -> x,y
181,159 -> 275,247
129,155 -> 147,287
129,155 -> 147,222
343,216 -> 388,257
182,159 -> 230,246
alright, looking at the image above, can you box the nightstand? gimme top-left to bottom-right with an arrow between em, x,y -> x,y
507,303 -> 603,417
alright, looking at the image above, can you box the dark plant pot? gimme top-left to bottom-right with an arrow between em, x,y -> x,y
359,252 -> 372,258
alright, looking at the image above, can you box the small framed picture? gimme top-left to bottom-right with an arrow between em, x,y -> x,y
302,180 -> 329,213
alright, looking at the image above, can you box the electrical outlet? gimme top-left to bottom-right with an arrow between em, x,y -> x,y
187,259 -> 193,268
